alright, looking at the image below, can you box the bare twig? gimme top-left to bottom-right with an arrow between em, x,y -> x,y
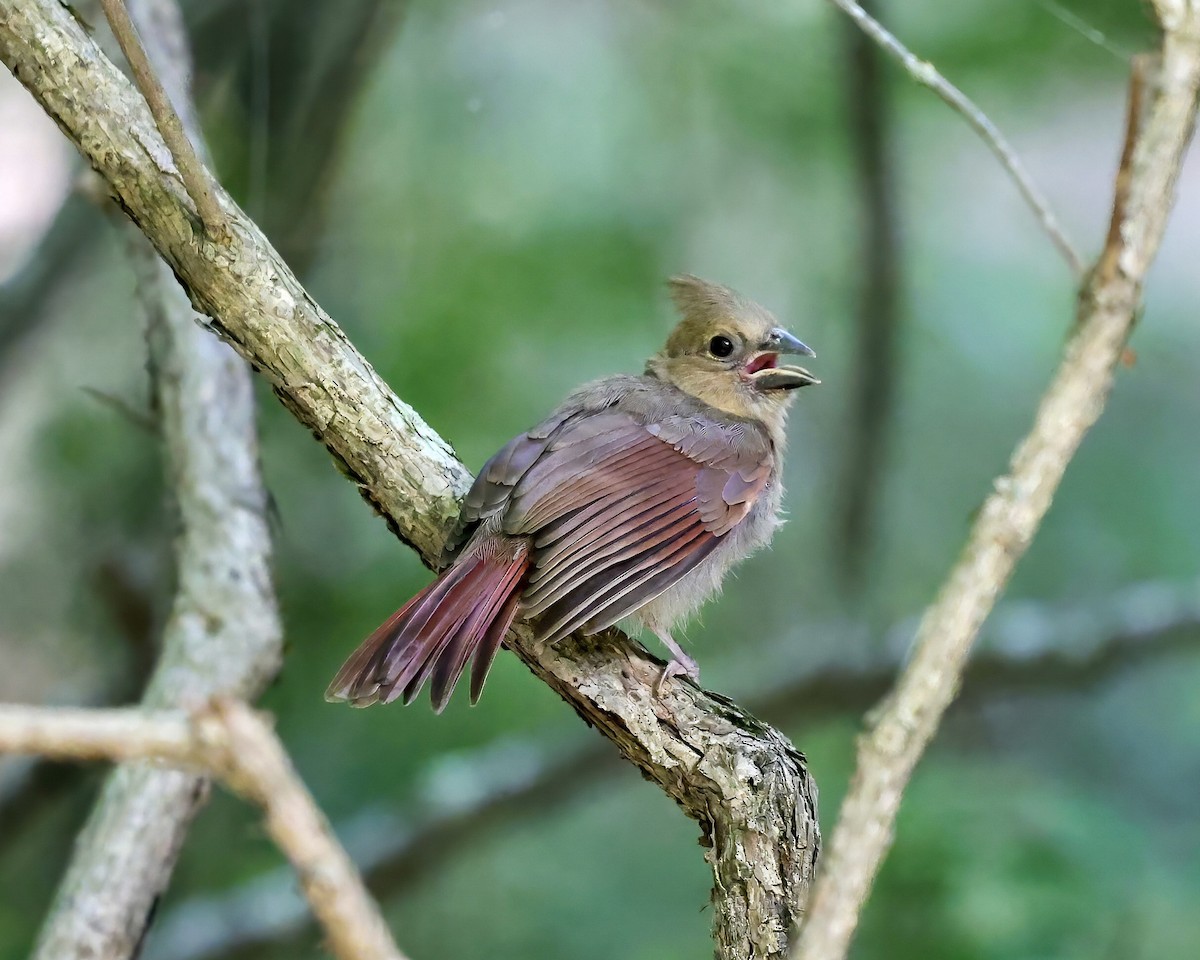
824,0 -> 1086,277
97,0 -> 225,237
0,701 -> 406,960
152,738 -> 615,960
793,9 -> 1200,958
0,5 -> 820,957
29,3 -> 281,958
834,0 -> 903,590
0,552 -> 160,861
0,1 -> 400,368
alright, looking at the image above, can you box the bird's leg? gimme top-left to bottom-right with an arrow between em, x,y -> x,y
653,629 -> 700,695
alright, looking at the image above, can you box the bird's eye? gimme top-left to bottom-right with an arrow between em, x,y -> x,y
709,335 -> 735,358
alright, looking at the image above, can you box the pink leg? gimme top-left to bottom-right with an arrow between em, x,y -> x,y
653,629 -> 700,694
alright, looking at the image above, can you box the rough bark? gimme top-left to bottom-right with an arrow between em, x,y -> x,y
0,2 -> 820,956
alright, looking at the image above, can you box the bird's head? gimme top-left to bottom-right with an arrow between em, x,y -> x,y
646,275 -> 819,433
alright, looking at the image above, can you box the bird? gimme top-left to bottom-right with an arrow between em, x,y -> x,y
326,275 -> 819,711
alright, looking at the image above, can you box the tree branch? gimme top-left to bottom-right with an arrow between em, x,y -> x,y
0,3 -> 819,957
0,0 -> 403,366
834,0 -> 903,591
97,0 -> 225,237
793,8 -> 1200,958
0,701 -> 406,960
147,573 -> 1200,960
0,551 -> 160,862
824,0 -> 1086,277
27,3 -> 282,957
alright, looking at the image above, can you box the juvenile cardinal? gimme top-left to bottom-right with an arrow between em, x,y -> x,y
327,275 -> 819,710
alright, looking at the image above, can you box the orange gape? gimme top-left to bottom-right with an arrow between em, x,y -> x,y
327,275 -> 819,712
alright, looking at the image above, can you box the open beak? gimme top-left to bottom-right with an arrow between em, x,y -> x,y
765,327 -> 815,358
746,327 -> 820,391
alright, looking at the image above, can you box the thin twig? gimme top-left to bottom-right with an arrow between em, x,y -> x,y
0,552 -> 160,861
97,0 -> 226,237
793,11 -> 1200,959
825,0 -> 1086,277
0,701 -> 406,960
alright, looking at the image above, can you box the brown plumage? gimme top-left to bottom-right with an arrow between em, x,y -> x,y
327,275 -> 819,711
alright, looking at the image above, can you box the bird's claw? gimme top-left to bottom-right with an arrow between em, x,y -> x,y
653,654 -> 701,697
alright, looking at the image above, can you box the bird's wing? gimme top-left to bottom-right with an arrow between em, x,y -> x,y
460,408 -> 773,644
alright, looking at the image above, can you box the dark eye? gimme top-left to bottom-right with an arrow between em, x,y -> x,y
709,335 -> 735,358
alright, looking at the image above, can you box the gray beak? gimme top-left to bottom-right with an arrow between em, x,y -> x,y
764,327 -> 816,358
750,327 -> 820,391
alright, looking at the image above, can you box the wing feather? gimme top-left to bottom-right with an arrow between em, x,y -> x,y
523,499 -> 699,615
456,401 -> 775,645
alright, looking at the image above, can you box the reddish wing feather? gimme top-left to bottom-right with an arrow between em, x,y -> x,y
470,410 -> 774,644
331,393 -> 775,709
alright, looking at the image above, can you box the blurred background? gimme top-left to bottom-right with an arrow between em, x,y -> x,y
1,0 -> 1198,957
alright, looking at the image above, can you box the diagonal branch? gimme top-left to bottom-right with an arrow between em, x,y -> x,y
0,3 -> 819,957
825,0 -> 1086,277
97,0 -> 225,237
0,700 -> 406,960
793,7 -> 1200,958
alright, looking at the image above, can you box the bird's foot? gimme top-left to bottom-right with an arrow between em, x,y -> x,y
653,631 -> 700,695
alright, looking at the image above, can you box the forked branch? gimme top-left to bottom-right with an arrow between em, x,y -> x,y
0,702 -> 406,960
97,0 -> 225,236
793,8 -> 1200,958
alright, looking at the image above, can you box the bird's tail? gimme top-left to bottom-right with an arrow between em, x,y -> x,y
326,539 -> 530,711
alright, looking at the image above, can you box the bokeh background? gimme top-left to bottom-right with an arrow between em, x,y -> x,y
2,0 -> 1198,958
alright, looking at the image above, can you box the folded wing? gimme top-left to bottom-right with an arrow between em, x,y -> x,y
458,409 -> 774,645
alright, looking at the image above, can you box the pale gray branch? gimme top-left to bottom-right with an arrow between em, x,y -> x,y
793,9 -> 1200,959
0,3 -> 819,957
0,701 -> 406,960
825,0 -> 1086,276
28,3 -> 282,958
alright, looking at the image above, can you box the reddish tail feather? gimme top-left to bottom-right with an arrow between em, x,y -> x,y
326,539 -> 530,711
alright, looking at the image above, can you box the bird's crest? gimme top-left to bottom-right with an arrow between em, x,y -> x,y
665,275 -> 777,356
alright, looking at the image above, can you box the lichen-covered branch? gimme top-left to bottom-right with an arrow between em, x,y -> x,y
0,3 -> 819,956
28,3 -> 282,958
793,7 -> 1200,958
0,701 -> 406,960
